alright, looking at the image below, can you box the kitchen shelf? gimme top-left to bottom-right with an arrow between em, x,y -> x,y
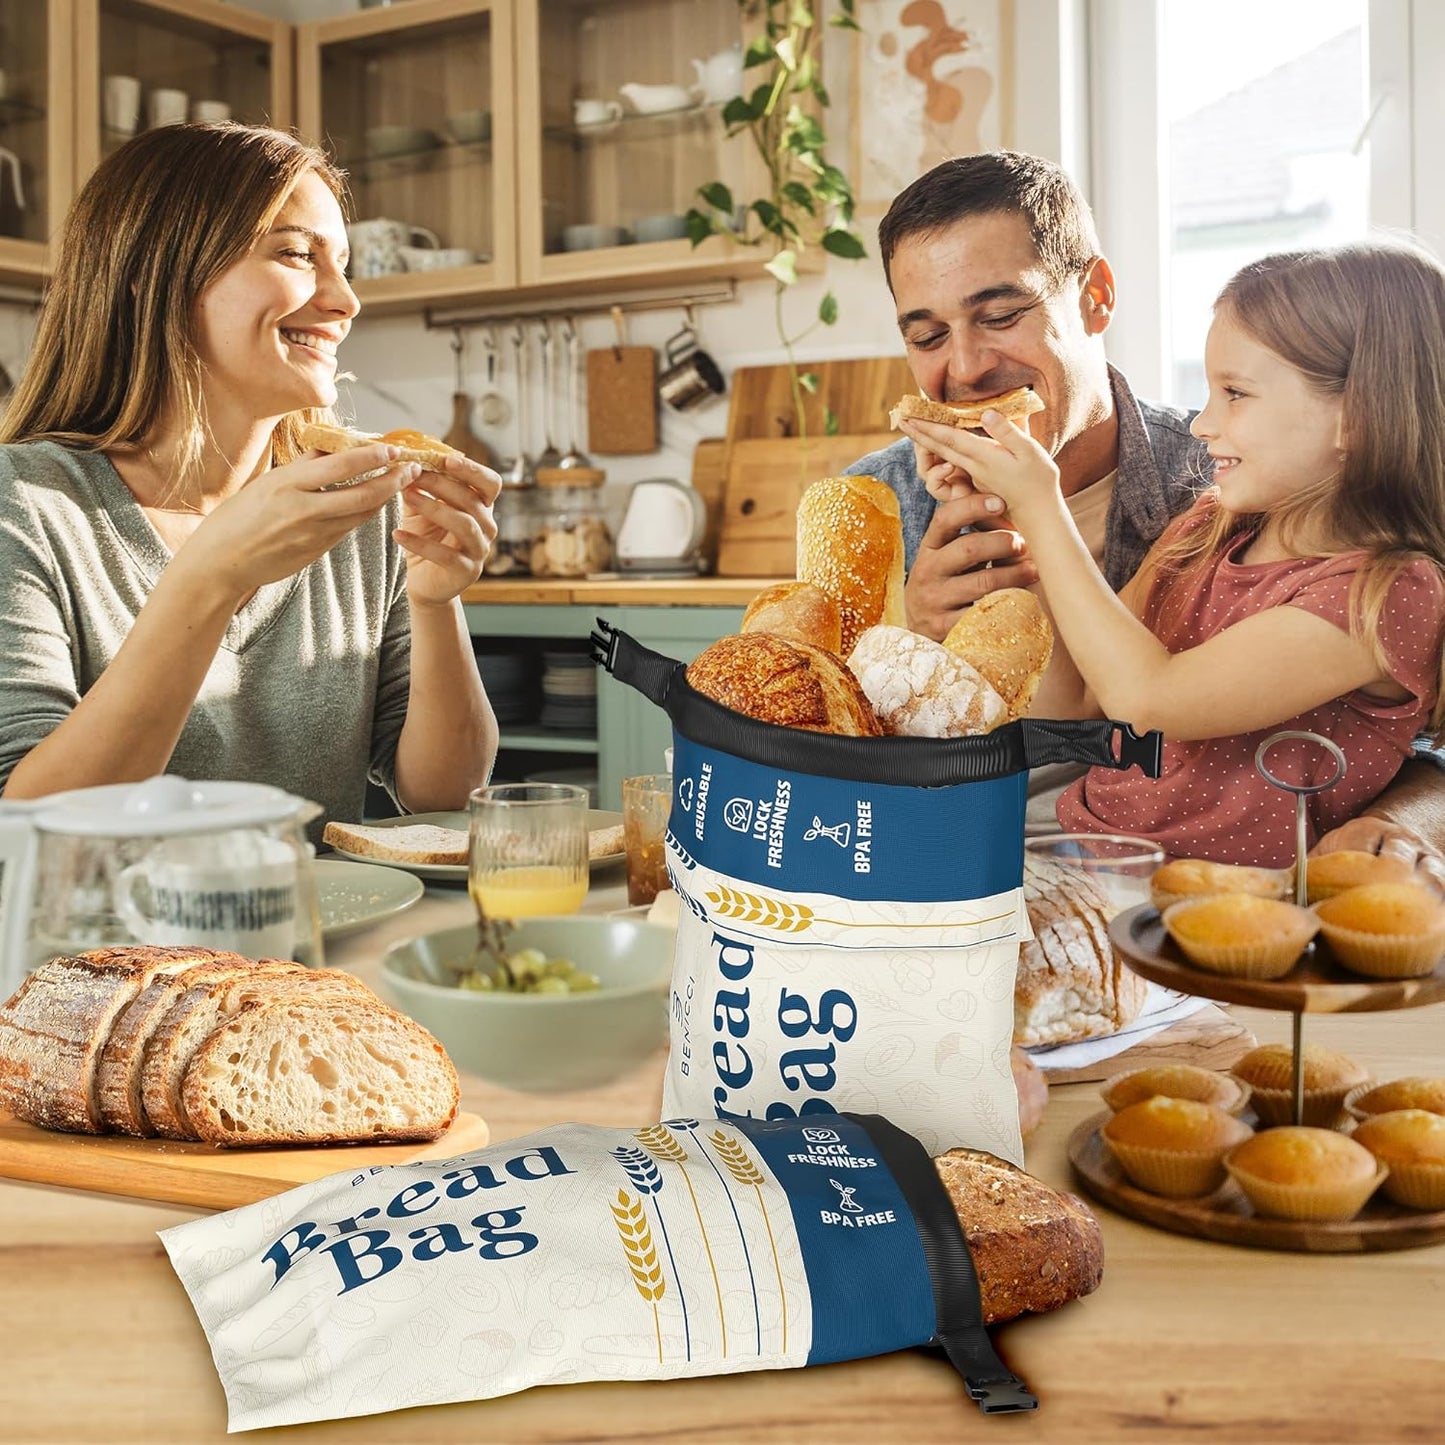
341,138 -> 495,184
0,98 -> 46,125
496,728 -> 599,754
543,102 -> 723,146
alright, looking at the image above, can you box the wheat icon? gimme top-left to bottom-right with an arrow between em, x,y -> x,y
710,1130 -> 788,1353
637,1124 -> 729,1359
612,1188 -> 665,1362
612,1144 -> 691,1361
703,885 -> 814,934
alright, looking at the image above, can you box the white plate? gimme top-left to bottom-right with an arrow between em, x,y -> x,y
314,858 -> 425,939
325,809 -> 627,882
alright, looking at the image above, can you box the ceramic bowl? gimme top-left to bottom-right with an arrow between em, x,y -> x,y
381,917 -> 671,1091
561,223 -> 631,252
399,245 -> 479,271
365,124 -> 438,158
632,212 -> 689,243
445,110 -> 491,145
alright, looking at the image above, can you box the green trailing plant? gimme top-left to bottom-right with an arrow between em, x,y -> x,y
685,0 -> 866,439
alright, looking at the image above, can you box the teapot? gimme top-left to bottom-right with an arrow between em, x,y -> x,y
0,775 -> 325,992
618,82 -> 694,116
690,45 -> 743,104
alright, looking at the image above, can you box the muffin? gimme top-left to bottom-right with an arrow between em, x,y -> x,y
1163,895 -> 1318,979
1150,858 -> 1290,913
1345,1076 -> 1445,1123
1314,882 -> 1445,979
1101,1063 -> 1251,1116
1225,1126 -> 1386,1221
1102,1095 -> 1254,1197
1305,849 -> 1414,904
1351,1110 -> 1445,1210
1230,1043 -> 1369,1128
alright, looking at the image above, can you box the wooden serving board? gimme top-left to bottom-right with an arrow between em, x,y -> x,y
1035,1002 -> 1255,1085
0,1110 -> 490,1212
1069,1110 -> 1445,1253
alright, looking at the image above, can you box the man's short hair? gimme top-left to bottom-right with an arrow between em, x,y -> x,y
878,151 -> 1100,290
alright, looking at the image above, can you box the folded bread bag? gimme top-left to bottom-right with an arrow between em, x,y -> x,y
593,625 -> 1162,1164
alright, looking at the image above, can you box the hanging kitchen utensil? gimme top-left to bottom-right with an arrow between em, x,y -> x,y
556,315 -> 591,469
500,322 -> 534,488
477,325 -> 509,428
585,305 -> 657,454
441,328 -> 496,469
536,321 -> 562,470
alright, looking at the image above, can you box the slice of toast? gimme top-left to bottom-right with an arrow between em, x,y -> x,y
323,821 -> 468,866
889,386 -> 1045,431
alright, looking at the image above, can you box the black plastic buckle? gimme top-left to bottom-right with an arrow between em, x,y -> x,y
965,1374 -> 1039,1414
588,617 -> 618,671
1113,722 -> 1164,779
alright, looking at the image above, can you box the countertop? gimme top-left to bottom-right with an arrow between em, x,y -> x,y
462,576 -> 776,606
3,879 -> 1443,1444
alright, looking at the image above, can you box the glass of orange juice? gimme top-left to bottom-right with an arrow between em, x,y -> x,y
468,783 -> 589,922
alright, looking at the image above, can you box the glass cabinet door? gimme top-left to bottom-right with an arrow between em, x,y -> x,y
74,0 -> 290,181
298,0 -> 515,306
517,0 -> 752,284
0,0 -> 71,285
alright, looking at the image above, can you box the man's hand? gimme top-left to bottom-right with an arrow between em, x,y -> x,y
905,492 -> 1037,640
1312,815 -> 1445,890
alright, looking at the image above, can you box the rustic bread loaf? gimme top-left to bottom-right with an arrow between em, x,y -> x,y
942,589 -> 1054,722
686,633 -> 882,736
1010,1045 -> 1049,1138
1016,854 -> 1148,1046
740,581 -> 844,654
889,387 -> 1045,432
0,947 -> 237,1134
323,821 -> 468,865
847,624 -> 1008,737
182,997 -> 460,1146
931,1147 -> 1104,1323
796,476 -> 906,655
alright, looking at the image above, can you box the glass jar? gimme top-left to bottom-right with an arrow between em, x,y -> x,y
484,484 -> 536,577
530,467 -> 612,578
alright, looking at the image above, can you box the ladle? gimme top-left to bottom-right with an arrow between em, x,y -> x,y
477,324 -> 509,427
535,320 -> 563,470
556,315 -> 592,469
499,321 -> 533,487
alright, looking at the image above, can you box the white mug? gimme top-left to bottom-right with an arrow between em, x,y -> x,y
103,74 -> 142,136
148,88 -> 189,129
190,98 -> 231,123
114,830 -> 298,960
346,218 -> 440,279
573,98 -> 622,127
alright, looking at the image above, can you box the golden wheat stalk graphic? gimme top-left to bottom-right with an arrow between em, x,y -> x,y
612,1188 -> 665,1363
703,885 -> 814,933
637,1124 -> 729,1359
710,1131 -> 788,1354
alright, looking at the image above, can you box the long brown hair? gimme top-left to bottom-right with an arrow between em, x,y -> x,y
1140,241 -> 1445,734
0,122 -> 347,497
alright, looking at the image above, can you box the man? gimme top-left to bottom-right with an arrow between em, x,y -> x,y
847,151 -> 1445,875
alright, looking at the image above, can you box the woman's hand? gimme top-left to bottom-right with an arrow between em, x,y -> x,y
899,410 -> 1062,520
394,454 -> 502,608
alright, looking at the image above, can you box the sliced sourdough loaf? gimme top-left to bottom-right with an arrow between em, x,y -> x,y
182,996 -> 461,1146
0,947 -> 229,1134
141,962 -> 356,1140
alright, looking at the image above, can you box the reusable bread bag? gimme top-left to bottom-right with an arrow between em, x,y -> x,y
593,625 -> 1161,1162
162,1112 -> 1075,1431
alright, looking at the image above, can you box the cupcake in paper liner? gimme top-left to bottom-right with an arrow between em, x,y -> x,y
1101,1064 -> 1251,1117
1352,1110 -> 1445,1210
1102,1096 -> 1254,1198
1225,1126 -> 1387,1222
1345,1076 -> 1445,1124
1162,895 -> 1317,980
1313,882 -> 1445,979
1149,859 -> 1290,914
1305,850 -> 1415,904
1230,1042 -> 1369,1128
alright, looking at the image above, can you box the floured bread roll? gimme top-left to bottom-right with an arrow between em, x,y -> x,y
890,387 -> 1045,431
796,476 -> 906,655
847,624 -> 1007,737
943,589 -> 1054,721
686,633 -> 882,735
741,581 -> 843,654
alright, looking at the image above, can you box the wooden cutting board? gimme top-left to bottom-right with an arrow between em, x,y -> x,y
0,1109 -> 490,1211
726,358 -> 914,442
689,436 -> 730,571
715,432 -> 896,577
586,345 -> 657,453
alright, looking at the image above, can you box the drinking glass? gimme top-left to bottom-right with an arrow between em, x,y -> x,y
1023,833 -> 1165,913
468,783 -> 589,922
622,773 -> 674,907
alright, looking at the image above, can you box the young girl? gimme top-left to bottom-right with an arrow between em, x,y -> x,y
897,241 -> 1445,866
0,123 -> 500,829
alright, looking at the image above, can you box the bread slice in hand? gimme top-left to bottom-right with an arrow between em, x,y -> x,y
889,386 -> 1045,432
299,421 -> 461,471
182,997 -> 460,1146
323,820 -> 469,866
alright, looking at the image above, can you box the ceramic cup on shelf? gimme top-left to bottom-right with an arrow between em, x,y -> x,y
102,74 -> 142,136
346,218 -> 440,279
148,88 -> 189,129
398,245 -> 478,271
573,98 -> 622,128
190,98 -> 231,122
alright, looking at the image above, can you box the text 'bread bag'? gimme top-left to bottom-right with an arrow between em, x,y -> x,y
593,625 -> 1161,1163
163,1113 -> 1078,1431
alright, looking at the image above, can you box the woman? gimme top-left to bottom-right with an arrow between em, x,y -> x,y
0,123 -> 499,826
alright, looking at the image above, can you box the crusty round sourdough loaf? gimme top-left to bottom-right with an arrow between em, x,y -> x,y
796,475 -> 906,655
931,1147 -> 1103,1323
942,588 -> 1054,722
299,421 -> 461,471
686,632 -> 882,735
889,386 -> 1045,432
847,624 -> 1008,737
740,581 -> 844,654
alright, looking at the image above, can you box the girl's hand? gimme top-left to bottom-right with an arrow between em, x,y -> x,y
900,410 -> 1062,518
394,454 -> 502,608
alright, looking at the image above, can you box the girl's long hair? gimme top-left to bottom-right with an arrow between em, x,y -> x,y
1140,241 -> 1445,735
0,123 -> 347,499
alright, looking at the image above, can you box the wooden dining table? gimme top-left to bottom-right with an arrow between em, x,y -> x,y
3,873 -> 1443,1445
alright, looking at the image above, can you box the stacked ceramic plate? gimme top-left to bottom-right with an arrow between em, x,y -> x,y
539,650 -> 597,733
475,649 -> 540,726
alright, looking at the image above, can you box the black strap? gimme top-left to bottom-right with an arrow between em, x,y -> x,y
844,1114 -> 1038,1415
